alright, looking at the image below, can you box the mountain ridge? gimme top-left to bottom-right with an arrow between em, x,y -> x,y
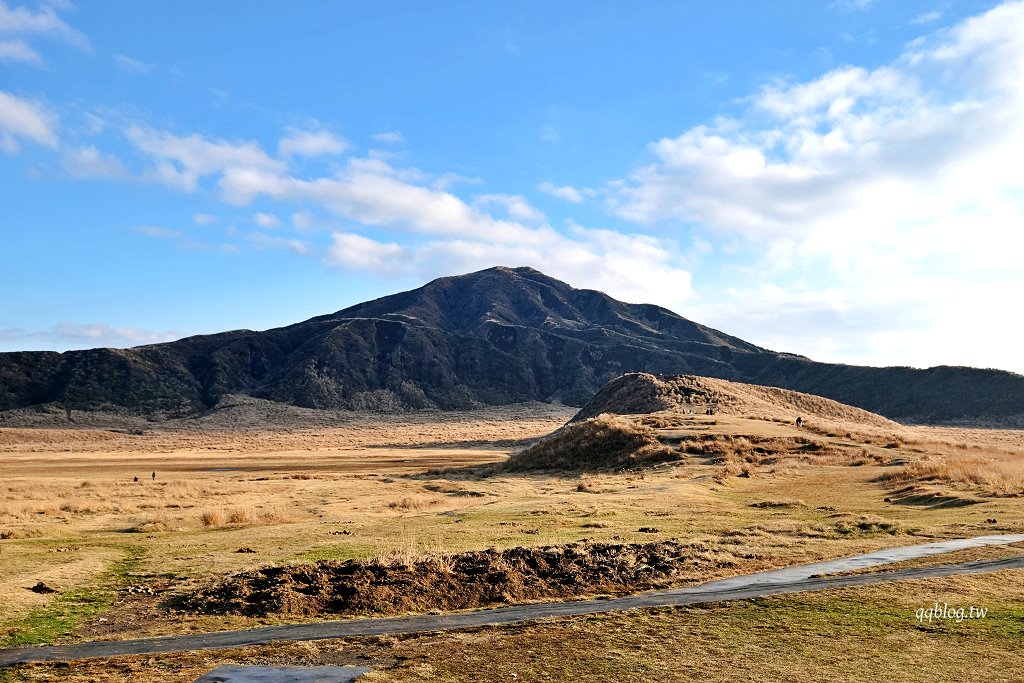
1,266 -> 1021,425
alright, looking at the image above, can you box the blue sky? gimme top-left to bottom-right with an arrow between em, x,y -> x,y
2,0 -> 1022,373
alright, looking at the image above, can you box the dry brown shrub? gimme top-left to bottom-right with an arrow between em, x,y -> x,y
226,508 -> 254,525
201,509 -> 226,527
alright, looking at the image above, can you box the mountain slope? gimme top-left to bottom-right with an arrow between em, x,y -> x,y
1,266 -> 1022,425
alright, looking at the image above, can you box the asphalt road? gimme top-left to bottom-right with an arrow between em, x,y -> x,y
3,535 -> 1023,667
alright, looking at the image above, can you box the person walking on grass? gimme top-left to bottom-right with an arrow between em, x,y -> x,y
152,471 -> 156,482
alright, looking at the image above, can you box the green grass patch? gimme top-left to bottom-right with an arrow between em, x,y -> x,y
295,543 -> 363,563
1,544 -> 145,648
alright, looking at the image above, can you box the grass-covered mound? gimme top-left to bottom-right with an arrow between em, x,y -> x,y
503,414 -> 680,472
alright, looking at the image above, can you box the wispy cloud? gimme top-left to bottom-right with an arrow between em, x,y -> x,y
371,131 -> 403,144
537,181 -> 586,203
114,53 -> 154,74
540,124 -> 560,144
253,211 -> 281,228
61,145 -> 127,179
0,0 -> 89,49
0,37 -> 40,63
910,10 -> 943,25
0,89 -> 58,153
0,323 -> 183,351
247,232 -> 309,255
134,225 -> 183,239
474,193 -> 545,223
277,127 -> 349,157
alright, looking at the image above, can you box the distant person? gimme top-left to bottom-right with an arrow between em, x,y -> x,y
152,471 -> 156,481
796,417 -> 803,428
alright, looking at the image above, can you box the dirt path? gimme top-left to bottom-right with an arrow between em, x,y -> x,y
3,535 -> 1023,667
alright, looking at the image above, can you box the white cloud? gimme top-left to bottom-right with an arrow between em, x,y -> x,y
127,126 -> 284,191
608,1 -> 1024,373
278,127 -> 349,157
292,211 -> 314,230
253,211 -> 281,228
193,213 -> 216,225
537,181 -> 585,203
218,155 -> 531,240
0,37 -> 39,63
910,10 -> 943,25
474,193 -> 545,222
371,131 -> 403,144
327,233 -> 406,275
0,323 -> 182,351
61,145 -> 127,179
114,53 -> 153,74
326,223 -> 694,311
114,117 -> 696,313
0,89 -> 57,152
247,232 -> 309,255
0,0 -> 89,48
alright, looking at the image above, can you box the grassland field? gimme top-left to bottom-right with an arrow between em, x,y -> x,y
1,402 -> 1023,681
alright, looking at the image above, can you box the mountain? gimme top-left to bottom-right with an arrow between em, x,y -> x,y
1,266 -> 1022,425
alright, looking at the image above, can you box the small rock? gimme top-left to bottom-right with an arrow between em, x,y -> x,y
637,527 -> 660,533
986,518 -> 997,524
236,547 -> 257,553
29,581 -> 56,594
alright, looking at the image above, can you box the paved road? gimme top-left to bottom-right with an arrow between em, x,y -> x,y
3,534 -> 1023,667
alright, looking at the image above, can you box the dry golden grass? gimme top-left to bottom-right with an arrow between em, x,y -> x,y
0,402 -> 1022,650
878,453 -> 1024,496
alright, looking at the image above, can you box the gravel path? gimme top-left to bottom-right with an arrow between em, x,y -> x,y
3,534 -> 1022,667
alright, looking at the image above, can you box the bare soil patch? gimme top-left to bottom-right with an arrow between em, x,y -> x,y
176,540 -> 749,618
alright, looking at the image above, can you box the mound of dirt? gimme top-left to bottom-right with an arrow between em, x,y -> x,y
179,540 -> 743,618
573,373 -> 899,429
502,414 -> 680,472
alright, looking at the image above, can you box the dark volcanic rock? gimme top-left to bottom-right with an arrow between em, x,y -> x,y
1,266 -> 1022,425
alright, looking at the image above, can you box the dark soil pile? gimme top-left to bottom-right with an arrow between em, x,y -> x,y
179,540 -> 742,618
502,414 -> 680,471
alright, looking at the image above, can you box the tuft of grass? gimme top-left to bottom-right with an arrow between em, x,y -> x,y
201,509 -> 225,528
200,507 -> 288,528
387,496 -> 445,512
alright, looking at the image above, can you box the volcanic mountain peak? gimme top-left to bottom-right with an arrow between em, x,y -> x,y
332,266 -> 759,351
1,266 -> 1022,426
